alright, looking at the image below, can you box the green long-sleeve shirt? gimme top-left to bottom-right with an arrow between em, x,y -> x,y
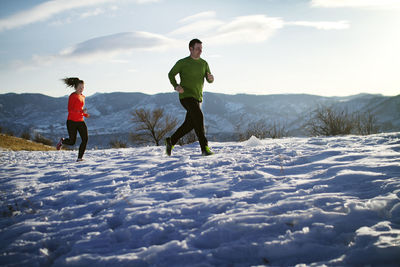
168,56 -> 213,102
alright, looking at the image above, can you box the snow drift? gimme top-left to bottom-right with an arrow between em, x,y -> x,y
1,133 -> 399,266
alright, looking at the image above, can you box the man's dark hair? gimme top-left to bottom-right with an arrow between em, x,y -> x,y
189,38 -> 202,48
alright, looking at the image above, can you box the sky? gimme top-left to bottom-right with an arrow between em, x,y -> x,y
0,0 -> 399,97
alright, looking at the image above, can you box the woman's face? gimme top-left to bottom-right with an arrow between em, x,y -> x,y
76,83 -> 84,94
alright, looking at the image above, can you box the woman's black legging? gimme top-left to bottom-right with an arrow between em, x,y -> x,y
62,120 -> 88,159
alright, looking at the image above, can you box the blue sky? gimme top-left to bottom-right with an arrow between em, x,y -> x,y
0,0 -> 399,97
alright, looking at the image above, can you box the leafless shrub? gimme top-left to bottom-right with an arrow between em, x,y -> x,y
306,105 -> 381,136
21,130 -> 31,140
236,119 -> 287,141
306,105 -> 354,136
109,139 -> 127,148
268,121 -> 288,139
131,108 -> 178,146
354,110 -> 379,135
34,133 -> 53,146
0,126 -> 14,136
177,129 -> 197,146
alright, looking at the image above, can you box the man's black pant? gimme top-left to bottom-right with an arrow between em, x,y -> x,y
62,120 -> 88,159
171,97 -> 208,150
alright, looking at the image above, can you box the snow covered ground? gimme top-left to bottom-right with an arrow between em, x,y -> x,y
1,133 -> 400,266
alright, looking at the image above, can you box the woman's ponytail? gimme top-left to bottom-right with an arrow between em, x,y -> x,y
62,77 -> 84,89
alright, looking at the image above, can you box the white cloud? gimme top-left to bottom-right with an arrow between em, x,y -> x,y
49,17 -> 73,27
80,8 -> 105,19
60,31 -> 180,62
48,7 -> 106,27
171,13 -> 285,45
59,14 -> 285,62
179,11 -> 217,23
0,0 -> 116,31
206,15 -> 284,45
170,12 -> 347,47
286,20 -> 350,30
9,59 -> 39,72
311,0 -> 400,9
136,0 -> 161,4
169,19 -> 224,36
18,11 -> 350,66
110,59 -> 130,63
0,0 -> 160,32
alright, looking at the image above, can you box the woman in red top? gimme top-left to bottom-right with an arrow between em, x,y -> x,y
56,77 -> 90,161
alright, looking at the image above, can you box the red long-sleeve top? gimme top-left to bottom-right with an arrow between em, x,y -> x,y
67,92 -> 88,122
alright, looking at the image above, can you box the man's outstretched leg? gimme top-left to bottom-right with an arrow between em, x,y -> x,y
166,109 -> 193,156
166,97 -> 213,156
181,98 -> 213,155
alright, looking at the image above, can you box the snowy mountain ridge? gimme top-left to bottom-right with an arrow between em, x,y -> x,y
0,92 -> 399,147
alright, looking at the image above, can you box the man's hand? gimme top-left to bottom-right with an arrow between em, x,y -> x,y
175,85 -> 184,93
207,72 -> 214,82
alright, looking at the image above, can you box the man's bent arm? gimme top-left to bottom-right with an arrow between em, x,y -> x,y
168,62 -> 180,88
205,63 -> 214,83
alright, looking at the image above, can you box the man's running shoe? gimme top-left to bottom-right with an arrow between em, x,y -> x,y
202,146 -> 214,156
56,138 -> 64,150
165,137 -> 174,156
76,158 -> 84,162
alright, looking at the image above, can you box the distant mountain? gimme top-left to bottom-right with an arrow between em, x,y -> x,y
0,92 -> 399,148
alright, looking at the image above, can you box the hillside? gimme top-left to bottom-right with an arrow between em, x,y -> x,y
0,134 -> 55,151
0,92 -> 399,148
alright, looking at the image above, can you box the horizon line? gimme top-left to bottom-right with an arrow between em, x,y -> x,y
0,91 -> 397,98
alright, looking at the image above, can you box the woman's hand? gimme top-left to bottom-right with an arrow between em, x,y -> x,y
83,108 -> 90,118
175,85 -> 184,93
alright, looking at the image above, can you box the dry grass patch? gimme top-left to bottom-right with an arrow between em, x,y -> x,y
0,134 -> 56,151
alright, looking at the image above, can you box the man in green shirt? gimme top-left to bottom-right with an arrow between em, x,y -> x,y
165,38 -> 214,156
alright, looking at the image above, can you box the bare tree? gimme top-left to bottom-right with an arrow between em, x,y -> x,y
236,118 -> 287,141
268,121 -> 288,139
355,111 -> 379,135
306,105 -> 354,136
109,139 -> 127,148
131,108 -> 178,146
177,129 -> 197,146
236,119 -> 268,141
20,130 -> 31,140
248,120 -> 271,139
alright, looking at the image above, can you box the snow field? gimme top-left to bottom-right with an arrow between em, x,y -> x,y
1,133 -> 400,266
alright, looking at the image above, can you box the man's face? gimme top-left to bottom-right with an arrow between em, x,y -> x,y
190,43 -> 202,59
